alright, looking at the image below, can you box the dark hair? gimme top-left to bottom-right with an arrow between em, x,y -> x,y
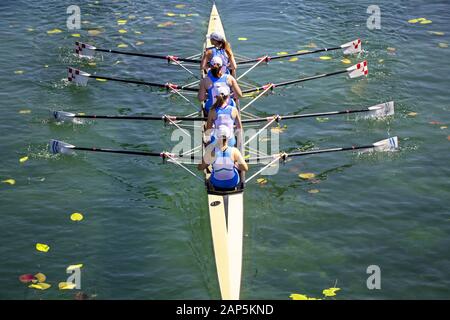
210,64 -> 222,78
212,93 -> 227,111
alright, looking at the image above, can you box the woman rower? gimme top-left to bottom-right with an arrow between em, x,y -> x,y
198,56 -> 242,116
198,125 -> 248,190
206,85 -> 242,147
201,32 -> 237,77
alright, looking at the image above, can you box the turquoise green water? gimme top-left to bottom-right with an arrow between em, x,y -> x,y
1,0 -> 449,299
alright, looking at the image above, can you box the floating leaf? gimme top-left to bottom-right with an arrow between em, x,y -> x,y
70,212 -> 84,221
117,43 -> 128,48
19,274 -> 36,283
19,156 -> 29,163
179,14 -> 187,18
407,112 -> 418,117
27,28 -> 35,32
440,126 -> 447,129
256,178 -> 268,185
71,33 -> 81,37
420,20 -> 432,24
323,287 -> 340,297
58,282 -> 76,290
2,179 -> 16,185
117,19 -> 127,25
378,59 -> 384,63
96,78 -> 108,82
308,189 -> 320,194
289,57 -> 298,62
166,12 -> 177,17
136,41 -> 144,46
387,47 -> 396,52
14,70 -> 24,75
316,117 -> 329,122
88,29 -> 102,36
157,21 -> 175,28
144,16 -> 153,20
187,13 -> 199,17
341,58 -> 351,64
238,37 -> 248,41
428,31 -> 445,36
128,15 -> 136,19
299,173 -> 315,180
34,273 -> 46,283
88,62 -> 96,67
297,50 -> 310,54
67,264 -> 83,271
118,29 -> 127,34
306,42 -> 317,48
408,19 -> 419,24
290,293 -> 309,300
47,28 -> 62,34
438,43 -> 448,48
134,31 -> 142,34
29,283 -> 51,290
277,51 -> 288,55
175,4 -> 186,8
19,110 -> 32,114
319,56 -> 332,60
36,243 -> 50,253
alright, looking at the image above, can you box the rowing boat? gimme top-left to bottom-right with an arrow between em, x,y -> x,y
202,4 -> 244,300
50,2 -> 400,300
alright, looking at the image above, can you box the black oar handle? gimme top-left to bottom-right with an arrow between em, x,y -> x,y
72,115 -> 207,121
241,69 -> 347,94
95,48 -> 201,63
72,147 -> 197,159
88,75 -> 199,92
236,46 -> 341,65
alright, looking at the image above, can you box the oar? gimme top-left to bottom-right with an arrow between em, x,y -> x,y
242,61 -> 367,94
52,111 -> 207,123
74,42 -> 202,63
67,67 -> 199,91
249,137 -> 399,162
242,102 -> 394,123
236,39 -> 362,65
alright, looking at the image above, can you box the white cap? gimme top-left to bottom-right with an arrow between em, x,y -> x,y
209,32 -> 224,42
210,55 -> 223,67
215,85 -> 230,97
216,125 -> 231,138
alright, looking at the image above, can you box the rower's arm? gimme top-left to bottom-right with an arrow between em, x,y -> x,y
229,76 -> 243,99
233,108 -> 242,130
228,54 -> 237,78
197,79 -> 207,102
234,149 -> 248,172
201,50 -> 211,74
206,109 -> 215,131
197,158 -> 209,171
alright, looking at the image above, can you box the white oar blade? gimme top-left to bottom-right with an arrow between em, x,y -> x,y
373,136 -> 399,152
75,42 -> 96,59
366,101 -> 395,118
68,67 -> 90,86
49,139 -> 76,155
53,111 -> 76,123
347,60 -> 368,79
341,39 -> 362,55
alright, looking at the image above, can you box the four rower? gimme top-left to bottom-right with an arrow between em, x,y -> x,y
201,32 -> 237,77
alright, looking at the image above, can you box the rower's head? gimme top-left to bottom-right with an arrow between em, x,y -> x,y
216,125 -> 231,146
209,32 -> 225,48
213,85 -> 230,110
210,56 -> 223,77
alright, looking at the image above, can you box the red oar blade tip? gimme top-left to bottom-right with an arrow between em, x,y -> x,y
341,38 -> 362,55
49,139 -> 76,155
367,101 -> 395,118
346,60 -> 368,79
68,67 -> 90,86
75,42 -> 96,59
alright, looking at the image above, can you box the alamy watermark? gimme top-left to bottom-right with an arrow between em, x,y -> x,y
367,5 -> 381,30
67,5 -> 81,30
366,265 -> 381,289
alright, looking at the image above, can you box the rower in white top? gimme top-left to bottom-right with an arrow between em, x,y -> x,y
201,32 -> 238,77
206,85 -> 242,148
